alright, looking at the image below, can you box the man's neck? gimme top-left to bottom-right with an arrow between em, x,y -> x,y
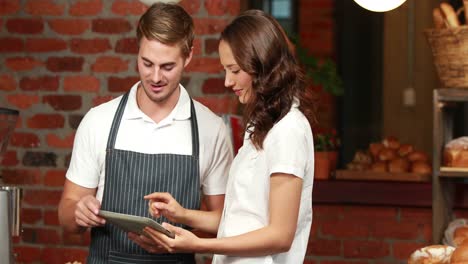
136,85 -> 180,123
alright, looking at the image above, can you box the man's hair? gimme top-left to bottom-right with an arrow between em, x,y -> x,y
137,3 -> 194,58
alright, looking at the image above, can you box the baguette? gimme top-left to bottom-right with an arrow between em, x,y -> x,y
440,2 -> 460,27
433,7 -> 445,29
464,0 -> 468,24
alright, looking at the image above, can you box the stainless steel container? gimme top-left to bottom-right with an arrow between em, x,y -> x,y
0,186 -> 22,237
0,189 -> 12,263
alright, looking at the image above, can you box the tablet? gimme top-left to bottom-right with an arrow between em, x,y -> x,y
98,210 -> 175,239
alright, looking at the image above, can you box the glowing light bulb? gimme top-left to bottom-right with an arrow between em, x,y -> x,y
354,0 -> 406,12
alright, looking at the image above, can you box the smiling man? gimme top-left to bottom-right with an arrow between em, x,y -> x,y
58,3 -> 233,263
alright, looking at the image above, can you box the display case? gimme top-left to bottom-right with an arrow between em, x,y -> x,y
432,88 -> 468,243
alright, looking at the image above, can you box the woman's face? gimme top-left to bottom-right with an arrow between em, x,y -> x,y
218,40 -> 253,104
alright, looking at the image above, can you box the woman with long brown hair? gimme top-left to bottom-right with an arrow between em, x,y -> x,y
142,9 -> 316,263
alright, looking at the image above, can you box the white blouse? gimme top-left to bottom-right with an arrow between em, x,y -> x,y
213,101 -> 314,264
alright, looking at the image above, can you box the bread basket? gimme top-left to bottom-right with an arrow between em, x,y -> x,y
425,25 -> 468,88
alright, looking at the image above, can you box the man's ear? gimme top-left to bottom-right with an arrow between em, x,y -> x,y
183,47 -> 193,68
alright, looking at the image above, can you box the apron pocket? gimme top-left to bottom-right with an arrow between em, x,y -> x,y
108,251 -> 195,264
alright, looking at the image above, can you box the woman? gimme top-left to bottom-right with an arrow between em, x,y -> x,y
142,9 -> 315,263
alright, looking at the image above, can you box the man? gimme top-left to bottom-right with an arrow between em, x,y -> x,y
58,3 -> 233,263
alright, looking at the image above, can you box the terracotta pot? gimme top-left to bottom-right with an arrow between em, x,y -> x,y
314,151 -> 338,180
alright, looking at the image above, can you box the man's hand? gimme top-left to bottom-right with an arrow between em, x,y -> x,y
74,195 -> 105,228
144,192 -> 186,223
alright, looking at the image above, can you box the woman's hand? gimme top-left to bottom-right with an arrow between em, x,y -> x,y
145,192 -> 186,223
143,223 -> 202,253
127,232 -> 168,254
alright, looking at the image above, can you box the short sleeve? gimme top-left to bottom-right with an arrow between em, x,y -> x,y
264,114 -> 310,179
201,119 -> 234,195
66,108 -> 101,188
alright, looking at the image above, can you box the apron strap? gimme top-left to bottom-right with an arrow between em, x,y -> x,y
106,92 -> 129,150
189,99 -> 200,159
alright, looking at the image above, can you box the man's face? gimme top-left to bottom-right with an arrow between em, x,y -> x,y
137,37 -> 192,106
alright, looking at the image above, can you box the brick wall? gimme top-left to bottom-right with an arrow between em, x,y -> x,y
0,0 -> 443,263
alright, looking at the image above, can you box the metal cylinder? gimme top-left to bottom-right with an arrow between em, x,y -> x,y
0,186 -> 22,236
0,190 -> 12,264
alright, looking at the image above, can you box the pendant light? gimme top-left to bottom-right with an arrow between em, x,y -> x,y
354,0 -> 406,12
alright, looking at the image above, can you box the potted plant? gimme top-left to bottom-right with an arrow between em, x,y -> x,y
314,129 -> 340,180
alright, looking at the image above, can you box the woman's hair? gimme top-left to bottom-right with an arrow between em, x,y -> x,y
137,3 -> 194,59
220,9 -> 316,149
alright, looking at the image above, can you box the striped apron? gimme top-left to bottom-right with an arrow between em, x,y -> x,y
88,92 -> 200,263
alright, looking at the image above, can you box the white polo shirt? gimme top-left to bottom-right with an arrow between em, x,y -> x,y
66,82 -> 233,201
213,100 -> 314,264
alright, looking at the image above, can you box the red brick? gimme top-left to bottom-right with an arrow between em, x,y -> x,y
44,210 -> 60,226
13,246 -> 42,263
321,219 -> 371,238
0,74 -> 16,91
46,132 -> 75,148
92,56 -> 128,73
7,94 -> 40,110
64,75 -> 100,92
202,78 -> 227,94
25,38 -> 67,52
5,57 -> 43,71
92,18 -> 132,34
69,0 -> 102,16
93,95 -> 115,106
108,76 -> 139,92
25,0 -> 65,16
27,114 -> 65,129
43,95 -> 82,111
194,18 -> 229,35
194,96 -> 239,115
46,57 -> 84,72
63,231 -> 91,246
115,37 -> 138,54
111,0 -> 147,15
0,0 -> 20,15
2,168 -> 42,185
343,240 -> 390,258
6,18 -> 44,34
179,0 -> 201,14
186,57 -> 222,73
70,38 -> 111,54
400,208 -> 432,224
43,169 -> 66,187
204,38 -> 219,55
23,151 -> 57,167
21,208 -> 43,225
20,76 -> 59,91
23,190 -> 62,206
193,38 -> 202,56
343,206 -> 398,221
48,19 -> 90,35
1,151 -> 19,166
10,132 -> 40,148
204,0 -> 240,16
373,221 -> 422,240
0,37 -> 24,52
306,238 -> 341,256
393,242 -> 426,260
40,248 -> 88,264
22,227 -> 61,244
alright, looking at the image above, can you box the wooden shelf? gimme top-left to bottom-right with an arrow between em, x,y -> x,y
334,170 -> 430,182
436,88 -> 468,102
439,167 -> 468,178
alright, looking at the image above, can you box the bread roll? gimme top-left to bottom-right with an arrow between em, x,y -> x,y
451,240 -> 468,263
440,2 -> 460,27
398,144 -> 414,157
453,226 -> 468,247
408,245 -> 455,264
382,136 -> 400,150
411,161 -> 432,175
388,158 -> 410,173
369,142 -> 384,159
408,151 -> 429,163
433,7 -> 445,29
378,148 -> 397,161
370,161 -> 387,172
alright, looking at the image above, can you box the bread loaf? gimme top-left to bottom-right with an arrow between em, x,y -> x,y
443,137 -> 468,168
440,2 -> 460,27
432,7 -> 445,29
453,225 -> 468,247
451,240 -> 468,263
407,245 -> 455,264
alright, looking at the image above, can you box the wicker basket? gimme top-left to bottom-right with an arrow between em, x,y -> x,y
425,26 -> 468,88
